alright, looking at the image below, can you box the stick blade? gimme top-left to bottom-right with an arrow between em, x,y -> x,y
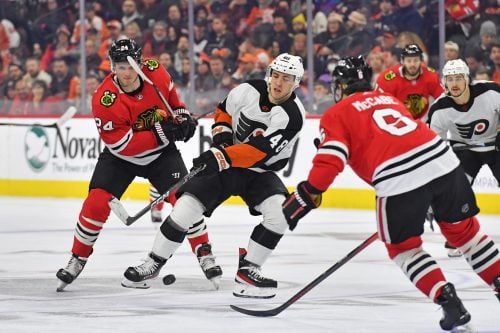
56,106 -> 77,128
108,197 -> 131,225
229,304 -> 281,317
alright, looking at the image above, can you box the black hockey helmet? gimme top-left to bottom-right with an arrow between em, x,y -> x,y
400,44 -> 423,60
108,39 -> 142,64
331,55 -> 372,101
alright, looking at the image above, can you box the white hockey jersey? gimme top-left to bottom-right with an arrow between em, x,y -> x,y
428,81 -> 500,152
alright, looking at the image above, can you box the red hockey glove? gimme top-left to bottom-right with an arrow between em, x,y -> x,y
192,147 -> 231,175
282,181 -> 322,231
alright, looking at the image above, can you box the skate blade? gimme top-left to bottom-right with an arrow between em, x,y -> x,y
452,323 -> 476,333
56,280 -> 68,292
233,282 -> 276,299
121,277 -> 151,289
209,276 -> 221,290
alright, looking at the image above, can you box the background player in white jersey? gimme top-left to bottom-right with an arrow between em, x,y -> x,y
428,59 -> 500,257
282,56 -> 500,332
122,53 -> 306,298
56,39 -> 221,291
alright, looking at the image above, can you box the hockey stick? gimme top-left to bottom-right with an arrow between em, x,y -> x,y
0,106 -> 77,130
230,232 -> 378,317
451,141 -> 495,151
109,165 -> 205,226
127,56 -> 175,117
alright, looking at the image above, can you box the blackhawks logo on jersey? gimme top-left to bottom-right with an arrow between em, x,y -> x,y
100,90 -> 117,107
144,59 -> 160,72
133,107 -> 168,131
404,94 -> 428,118
384,70 -> 396,81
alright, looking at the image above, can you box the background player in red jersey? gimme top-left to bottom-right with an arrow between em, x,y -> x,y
376,44 -> 444,122
122,53 -> 306,299
283,56 -> 500,332
56,39 -> 221,291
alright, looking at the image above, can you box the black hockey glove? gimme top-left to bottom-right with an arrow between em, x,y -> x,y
173,108 -> 197,142
282,181 -> 322,231
211,122 -> 234,148
152,118 -> 185,145
192,147 -> 231,175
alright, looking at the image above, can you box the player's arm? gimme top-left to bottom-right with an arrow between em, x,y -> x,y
211,106 -> 234,148
428,108 -> 449,141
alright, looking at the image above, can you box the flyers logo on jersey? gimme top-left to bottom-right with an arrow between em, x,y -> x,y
236,113 -> 267,142
456,119 -> 489,139
100,90 -> 117,107
144,59 -> 160,72
384,71 -> 396,81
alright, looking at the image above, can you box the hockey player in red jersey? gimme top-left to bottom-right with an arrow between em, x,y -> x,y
283,56 -> 500,332
122,53 -> 306,299
56,39 -> 221,291
376,44 -> 444,121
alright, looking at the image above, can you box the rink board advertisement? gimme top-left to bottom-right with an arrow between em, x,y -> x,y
0,117 -> 498,213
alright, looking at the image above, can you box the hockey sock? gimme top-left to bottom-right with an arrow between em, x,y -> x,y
245,224 -> 283,266
72,189 -> 113,258
186,219 -> 209,253
386,236 -> 447,301
440,217 -> 500,287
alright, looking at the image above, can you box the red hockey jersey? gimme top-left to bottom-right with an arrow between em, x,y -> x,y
376,64 -> 444,120
308,91 -> 460,197
91,59 -> 185,165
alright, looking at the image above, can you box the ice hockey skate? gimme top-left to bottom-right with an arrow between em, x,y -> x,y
121,252 -> 166,289
151,205 -> 162,223
436,283 -> 475,333
56,254 -> 87,292
196,243 -> 222,290
445,242 -> 462,258
233,248 -> 277,299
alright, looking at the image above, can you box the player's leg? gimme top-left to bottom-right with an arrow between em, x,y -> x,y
379,184 -> 472,332
233,171 -> 289,299
444,151 -> 483,257
148,151 -> 222,285
123,169 -> 231,288
57,150 -> 134,291
434,166 -> 500,300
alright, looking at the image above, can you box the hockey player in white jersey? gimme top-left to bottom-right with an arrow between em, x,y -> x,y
429,59 -> 500,255
428,59 -> 500,257
122,53 -> 306,298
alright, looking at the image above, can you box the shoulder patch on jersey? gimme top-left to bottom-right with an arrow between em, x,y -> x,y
100,90 -> 117,107
427,66 -> 437,73
384,71 -> 396,81
144,59 -> 159,72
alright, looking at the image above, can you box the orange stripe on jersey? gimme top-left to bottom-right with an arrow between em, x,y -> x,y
225,144 -> 266,168
214,107 -> 232,125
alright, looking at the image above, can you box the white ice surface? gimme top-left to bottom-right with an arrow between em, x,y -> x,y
0,197 -> 498,333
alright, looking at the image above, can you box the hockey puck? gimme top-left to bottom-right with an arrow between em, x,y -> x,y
163,274 -> 176,285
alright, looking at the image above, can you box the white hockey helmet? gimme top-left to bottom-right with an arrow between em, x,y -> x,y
442,59 -> 470,87
265,53 -> 304,90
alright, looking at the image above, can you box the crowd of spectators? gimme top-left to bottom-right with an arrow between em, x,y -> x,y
0,0 -> 498,116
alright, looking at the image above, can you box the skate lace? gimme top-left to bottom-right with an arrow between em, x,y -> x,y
134,257 -> 160,276
65,256 -> 84,275
246,265 -> 266,281
199,252 -> 217,271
